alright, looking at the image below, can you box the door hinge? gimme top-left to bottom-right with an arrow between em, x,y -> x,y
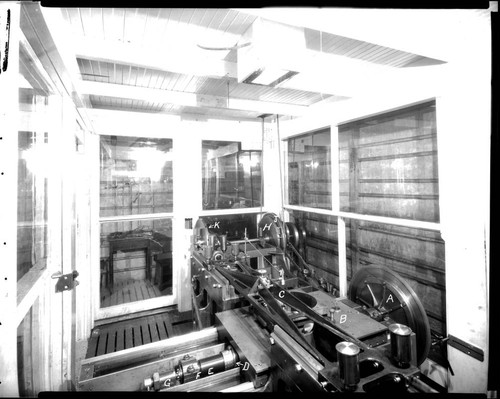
51,270 -> 79,293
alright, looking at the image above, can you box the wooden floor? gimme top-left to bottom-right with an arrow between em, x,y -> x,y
100,279 -> 166,308
85,311 -> 195,359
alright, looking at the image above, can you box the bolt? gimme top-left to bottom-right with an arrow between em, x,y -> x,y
205,275 -> 209,279
329,307 -> 336,322
294,364 -> 302,373
270,337 -> 275,345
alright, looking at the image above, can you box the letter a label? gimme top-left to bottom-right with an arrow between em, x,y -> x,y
386,294 -> 394,303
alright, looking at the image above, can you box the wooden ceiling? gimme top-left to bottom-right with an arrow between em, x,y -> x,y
59,8 -> 447,121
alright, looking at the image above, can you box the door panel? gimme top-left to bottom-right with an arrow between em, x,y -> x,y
96,135 -> 175,320
0,3 -> 83,395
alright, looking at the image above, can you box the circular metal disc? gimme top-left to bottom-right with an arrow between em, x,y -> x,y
285,222 -> 300,250
258,213 -> 286,250
348,265 -> 431,366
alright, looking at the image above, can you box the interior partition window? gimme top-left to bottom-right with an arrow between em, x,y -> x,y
99,136 -> 173,308
287,128 -> 331,209
284,101 -> 446,367
338,101 -> 446,364
100,136 -> 173,216
202,140 -> 262,210
288,210 -> 339,294
338,102 -> 439,221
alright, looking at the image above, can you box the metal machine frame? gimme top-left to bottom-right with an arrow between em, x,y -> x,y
78,212 -> 440,393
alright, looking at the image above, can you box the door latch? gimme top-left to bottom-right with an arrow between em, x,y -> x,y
51,270 -> 79,293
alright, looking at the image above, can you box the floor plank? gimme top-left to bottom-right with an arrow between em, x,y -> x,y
116,328 -> 125,352
139,320 -> 152,345
100,279 -> 166,307
95,332 -> 108,356
134,282 -> 144,301
147,316 -> 160,342
106,330 -> 116,354
124,326 -> 134,350
129,284 -> 138,302
85,310 -> 192,360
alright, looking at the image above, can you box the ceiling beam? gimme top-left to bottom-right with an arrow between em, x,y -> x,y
79,80 -> 309,117
73,37 -> 404,98
74,37 -> 237,80
235,8 -> 455,63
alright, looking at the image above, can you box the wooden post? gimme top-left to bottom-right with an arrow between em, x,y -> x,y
348,128 -> 360,277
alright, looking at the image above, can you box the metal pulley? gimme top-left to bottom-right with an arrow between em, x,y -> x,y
348,265 -> 431,366
258,213 -> 305,253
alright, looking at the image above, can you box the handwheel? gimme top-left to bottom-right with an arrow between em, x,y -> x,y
258,213 -> 286,251
348,265 -> 431,366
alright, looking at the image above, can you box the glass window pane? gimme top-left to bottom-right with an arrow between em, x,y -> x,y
100,218 -> 172,308
17,44 -> 53,282
288,210 -> 339,291
344,218 -> 446,364
202,141 -> 262,210
338,102 -> 439,222
100,136 -> 173,217
17,298 -> 40,396
287,128 -> 331,209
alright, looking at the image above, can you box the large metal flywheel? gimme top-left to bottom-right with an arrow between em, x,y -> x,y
348,265 -> 431,366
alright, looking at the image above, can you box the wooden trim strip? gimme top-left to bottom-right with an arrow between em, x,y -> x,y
358,178 -> 438,184
353,133 -> 437,149
100,212 -> 174,222
358,150 -> 437,162
284,204 -> 441,231
357,193 -> 438,200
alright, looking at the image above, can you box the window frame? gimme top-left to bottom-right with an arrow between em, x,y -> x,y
282,100 -> 442,299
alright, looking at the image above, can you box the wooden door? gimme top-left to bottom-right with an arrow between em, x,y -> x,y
95,133 -> 176,321
0,3 -> 83,395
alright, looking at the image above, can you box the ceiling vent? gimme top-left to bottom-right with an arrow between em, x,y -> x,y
237,18 -> 306,87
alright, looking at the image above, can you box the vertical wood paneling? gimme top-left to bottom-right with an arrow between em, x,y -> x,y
141,9 -> 162,47
109,8 -> 125,43
189,8 -> 207,26
101,8 -> 113,41
63,8 -> 84,38
90,8 -> 104,40
123,8 -> 147,45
